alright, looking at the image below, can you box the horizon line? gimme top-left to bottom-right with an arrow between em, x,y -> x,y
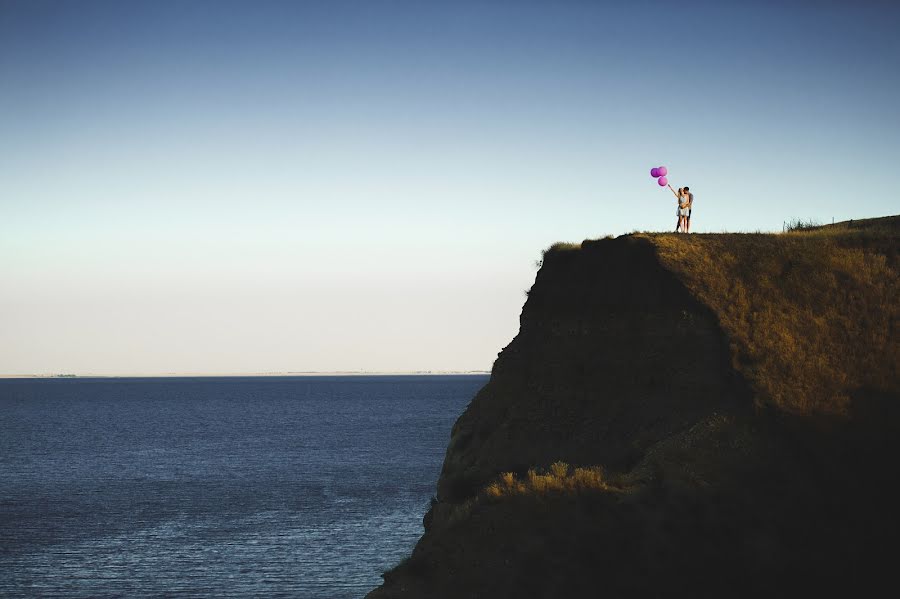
0,370 -> 491,379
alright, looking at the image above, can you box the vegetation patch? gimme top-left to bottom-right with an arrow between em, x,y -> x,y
641,216 -> 899,415
544,241 -> 582,254
783,217 -> 822,232
483,462 -> 612,498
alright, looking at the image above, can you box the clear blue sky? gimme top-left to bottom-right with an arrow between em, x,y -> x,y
2,0 -> 898,375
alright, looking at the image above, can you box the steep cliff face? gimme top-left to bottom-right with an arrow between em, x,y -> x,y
437,236 -> 749,504
368,217 -> 899,599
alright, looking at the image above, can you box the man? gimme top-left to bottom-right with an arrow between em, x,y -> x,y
683,186 -> 694,233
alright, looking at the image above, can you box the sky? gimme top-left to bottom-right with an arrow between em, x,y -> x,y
2,0 -> 899,375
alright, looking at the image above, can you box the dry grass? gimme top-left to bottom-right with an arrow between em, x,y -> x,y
483,462 -> 610,498
638,216 -> 899,415
544,241 -> 582,254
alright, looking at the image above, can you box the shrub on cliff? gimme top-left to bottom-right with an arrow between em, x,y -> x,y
484,462 -> 609,498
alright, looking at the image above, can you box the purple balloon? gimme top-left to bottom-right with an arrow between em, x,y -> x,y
658,166 -> 668,177
658,176 -> 668,187
650,167 -> 660,178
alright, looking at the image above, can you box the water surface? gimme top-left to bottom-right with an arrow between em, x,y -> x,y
0,375 -> 485,598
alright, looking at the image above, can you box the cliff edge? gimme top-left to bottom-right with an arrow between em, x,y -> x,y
368,216 -> 899,598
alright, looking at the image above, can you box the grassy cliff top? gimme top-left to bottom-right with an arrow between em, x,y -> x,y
547,215 -> 899,416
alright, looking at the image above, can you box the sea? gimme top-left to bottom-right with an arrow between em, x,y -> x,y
0,375 -> 487,598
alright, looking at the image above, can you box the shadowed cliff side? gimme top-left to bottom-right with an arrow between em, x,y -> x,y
367,216 -> 899,599
436,235 -> 751,504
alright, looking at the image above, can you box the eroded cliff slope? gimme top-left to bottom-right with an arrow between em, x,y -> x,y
368,216 -> 899,599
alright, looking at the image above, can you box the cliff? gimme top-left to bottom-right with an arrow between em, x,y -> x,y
367,216 -> 899,598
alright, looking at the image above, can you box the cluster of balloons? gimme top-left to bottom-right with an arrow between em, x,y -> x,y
650,166 -> 668,187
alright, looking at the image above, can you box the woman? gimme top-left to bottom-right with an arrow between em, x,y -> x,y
667,183 -> 687,232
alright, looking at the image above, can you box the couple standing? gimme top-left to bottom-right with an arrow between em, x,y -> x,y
667,183 -> 693,233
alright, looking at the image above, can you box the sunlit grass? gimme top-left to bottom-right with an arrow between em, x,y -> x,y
484,462 -> 609,498
639,215 -> 899,415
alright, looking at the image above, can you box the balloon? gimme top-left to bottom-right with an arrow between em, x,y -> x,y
658,166 -> 668,177
650,167 -> 659,178
658,176 -> 668,186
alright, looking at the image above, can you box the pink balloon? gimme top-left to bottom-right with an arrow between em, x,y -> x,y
650,167 -> 659,178
658,176 -> 668,186
658,166 -> 668,177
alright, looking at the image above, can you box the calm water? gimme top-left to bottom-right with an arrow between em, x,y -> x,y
0,375 -> 486,598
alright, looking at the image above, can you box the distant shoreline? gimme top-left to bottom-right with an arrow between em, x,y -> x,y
0,371 -> 490,379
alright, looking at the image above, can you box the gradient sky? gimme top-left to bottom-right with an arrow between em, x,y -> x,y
2,0 -> 899,375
